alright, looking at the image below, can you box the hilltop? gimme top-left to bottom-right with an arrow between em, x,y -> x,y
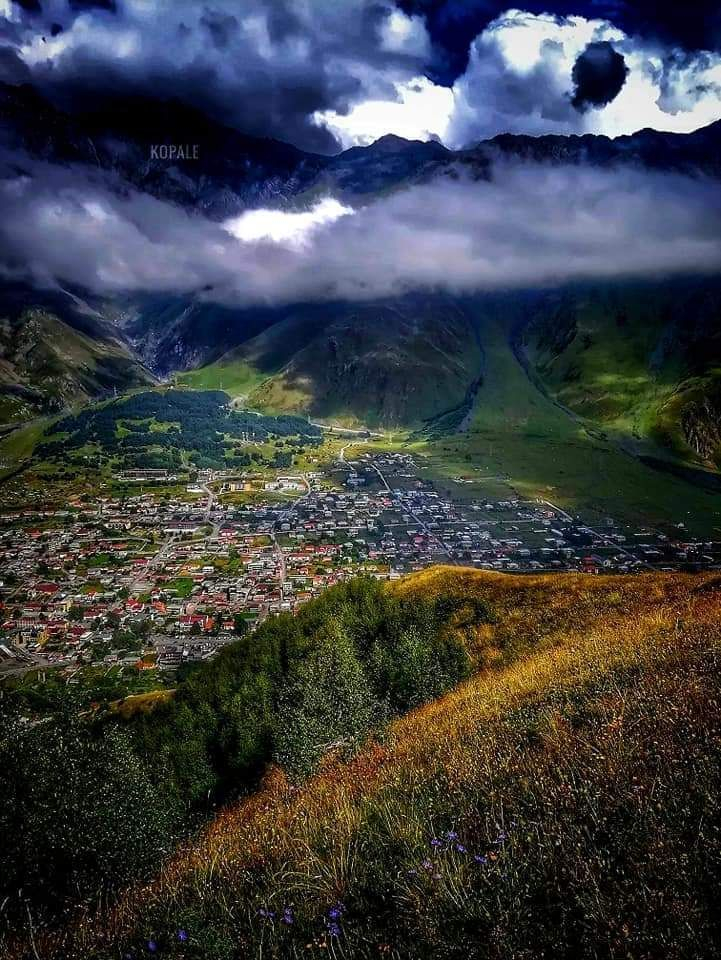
7,566 -> 721,959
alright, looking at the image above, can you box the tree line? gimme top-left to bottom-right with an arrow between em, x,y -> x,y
0,578 -> 489,929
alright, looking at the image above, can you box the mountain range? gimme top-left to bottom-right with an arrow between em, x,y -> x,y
1,80 -> 721,474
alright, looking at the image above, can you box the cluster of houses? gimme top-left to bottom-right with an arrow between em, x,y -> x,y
1,452 -> 719,680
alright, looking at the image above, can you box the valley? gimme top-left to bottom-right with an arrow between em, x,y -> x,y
2,382 -> 720,686
3,11 -> 721,959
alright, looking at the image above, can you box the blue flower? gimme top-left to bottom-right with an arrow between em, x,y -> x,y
259,907 -> 276,920
177,930 -> 188,942
474,855 -> 488,865
446,831 -> 459,841
455,843 -> 467,853
430,838 -> 443,848
282,907 -> 294,925
146,941 -> 158,954
327,921 -> 341,938
328,904 -> 345,921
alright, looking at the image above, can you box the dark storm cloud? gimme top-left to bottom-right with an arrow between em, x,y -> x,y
2,149 -> 720,306
0,46 -> 31,84
571,41 -> 628,111
10,0 -> 42,13
3,0 -> 432,154
615,1 -> 721,55
399,0 -> 721,85
68,0 -> 116,10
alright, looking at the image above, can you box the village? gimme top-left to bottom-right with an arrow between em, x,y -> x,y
2,448 -> 720,684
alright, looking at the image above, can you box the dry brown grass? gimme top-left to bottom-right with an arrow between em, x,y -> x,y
16,568 -> 721,959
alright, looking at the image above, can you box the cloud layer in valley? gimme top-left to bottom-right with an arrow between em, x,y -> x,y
2,153 -> 720,307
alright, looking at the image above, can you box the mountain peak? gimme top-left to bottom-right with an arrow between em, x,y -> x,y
342,134 -> 449,158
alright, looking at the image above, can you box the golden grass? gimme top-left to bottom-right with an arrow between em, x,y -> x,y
20,568 -> 721,958
108,689 -> 175,721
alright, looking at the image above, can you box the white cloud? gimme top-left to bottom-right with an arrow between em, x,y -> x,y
380,10 -> 431,57
223,197 -> 353,248
314,9 -> 721,149
313,76 -> 455,148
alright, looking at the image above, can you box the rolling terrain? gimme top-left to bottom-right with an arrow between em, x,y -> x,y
520,280 -> 721,469
10,566 -> 721,959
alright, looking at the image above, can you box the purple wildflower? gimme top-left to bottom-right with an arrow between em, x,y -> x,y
446,831 -> 459,841
496,831 -> 507,844
474,855 -> 488,865
282,907 -> 294,926
455,844 -> 467,854
430,838 -> 443,848
177,930 -> 188,943
327,922 -> 341,938
421,859 -> 433,870
146,941 -> 157,954
328,904 -> 345,921
259,907 -> 276,920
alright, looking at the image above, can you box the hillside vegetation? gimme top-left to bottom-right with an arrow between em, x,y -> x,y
521,279 -> 721,469
179,296 -> 483,428
8,568 -> 721,959
0,305 -> 152,425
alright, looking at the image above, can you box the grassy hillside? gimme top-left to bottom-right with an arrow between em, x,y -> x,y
410,296 -> 721,536
178,296 -> 483,428
0,306 -> 152,425
521,280 -> 721,469
18,567 -> 721,959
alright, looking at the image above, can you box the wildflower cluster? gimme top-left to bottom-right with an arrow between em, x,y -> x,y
410,824 -> 513,879
325,902 -> 345,939
258,905 -> 294,925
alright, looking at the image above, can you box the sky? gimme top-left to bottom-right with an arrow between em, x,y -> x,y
0,0 -> 719,152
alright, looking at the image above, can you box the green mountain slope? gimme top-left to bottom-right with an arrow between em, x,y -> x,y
0,306 -> 153,425
411,294 -> 720,535
181,296 -> 483,428
519,280 -> 721,469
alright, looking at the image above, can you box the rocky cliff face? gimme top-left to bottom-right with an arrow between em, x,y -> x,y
681,395 -> 721,465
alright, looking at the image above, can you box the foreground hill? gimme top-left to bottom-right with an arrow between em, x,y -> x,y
14,567 -> 721,959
